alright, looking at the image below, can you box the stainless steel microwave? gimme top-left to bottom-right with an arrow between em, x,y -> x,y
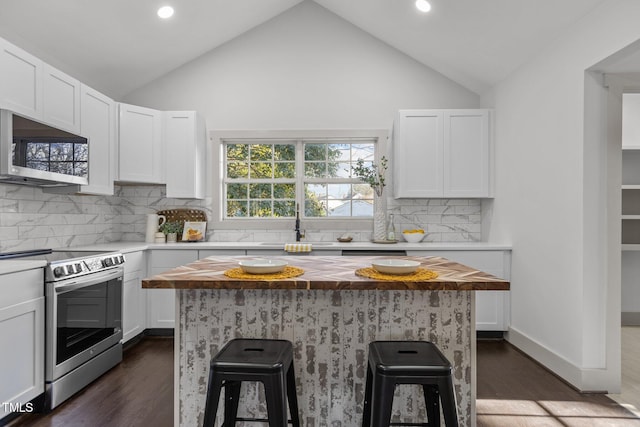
0,110 -> 89,186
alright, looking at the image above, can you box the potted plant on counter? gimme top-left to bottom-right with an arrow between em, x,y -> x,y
160,221 -> 183,243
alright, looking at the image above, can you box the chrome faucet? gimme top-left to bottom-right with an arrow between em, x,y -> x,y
295,203 -> 304,242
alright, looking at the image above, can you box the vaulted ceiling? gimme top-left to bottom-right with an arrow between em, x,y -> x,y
0,0 -> 607,99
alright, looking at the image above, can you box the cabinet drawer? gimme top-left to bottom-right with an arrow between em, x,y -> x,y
124,251 -> 145,272
0,269 -> 44,308
199,250 -> 246,258
150,250 -> 198,268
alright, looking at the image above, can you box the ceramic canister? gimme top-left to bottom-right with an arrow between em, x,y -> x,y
145,214 -> 167,243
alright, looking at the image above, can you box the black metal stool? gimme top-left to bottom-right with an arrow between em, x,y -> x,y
202,338 -> 300,427
362,341 -> 459,427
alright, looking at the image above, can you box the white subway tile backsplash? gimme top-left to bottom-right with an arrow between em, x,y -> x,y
0,182 -> 483,251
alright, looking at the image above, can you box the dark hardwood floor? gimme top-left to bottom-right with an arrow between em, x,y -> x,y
8,337 -> 640,426
10,337 -> 174,427
477,340 -> 640,426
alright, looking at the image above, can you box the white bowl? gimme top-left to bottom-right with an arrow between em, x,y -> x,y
239,259 -> 288,274
402,232 -> 425,243
371,259 -> 420,275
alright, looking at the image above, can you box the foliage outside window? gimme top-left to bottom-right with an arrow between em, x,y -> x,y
224,138 -> 377,219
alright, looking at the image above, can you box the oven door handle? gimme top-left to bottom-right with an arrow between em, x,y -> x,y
54,268 -> 123,294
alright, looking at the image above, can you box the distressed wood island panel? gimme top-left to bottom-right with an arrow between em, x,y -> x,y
141,256 -> 509,427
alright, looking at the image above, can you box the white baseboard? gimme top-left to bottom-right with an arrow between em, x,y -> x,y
506,327 -> 617,392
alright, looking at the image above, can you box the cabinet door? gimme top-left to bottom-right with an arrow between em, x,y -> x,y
406,250 -> 510,331
443,110 -> 490,197
122,251 -> 146,342
164,111 -> 206,199
80,85 -> 115,195
123,271 -> 145,342
148,250 -> 198,329
393,110 -> 444,198
118,103 -> 164,183
0,297 -> 44,419
42,64 -> 81,133
0,38 -> 43,119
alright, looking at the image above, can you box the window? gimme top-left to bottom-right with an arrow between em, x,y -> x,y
219,130 -> 386,224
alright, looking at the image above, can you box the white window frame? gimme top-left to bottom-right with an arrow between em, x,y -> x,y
210,129 -> 389,231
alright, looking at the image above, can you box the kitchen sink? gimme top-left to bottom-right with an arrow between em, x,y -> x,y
258,242 -> 336,246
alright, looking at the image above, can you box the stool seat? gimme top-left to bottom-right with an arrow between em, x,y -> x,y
369,341 -> 452,376
203,338 -> 300,427
362,341 -> 459,427
210,339 -> 293,373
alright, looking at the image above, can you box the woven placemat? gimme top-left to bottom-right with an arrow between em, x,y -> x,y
355,267 -> 438,281
224,266 -> 305,280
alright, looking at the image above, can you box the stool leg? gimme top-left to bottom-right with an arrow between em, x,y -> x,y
423,385 -> 440,427
263,372 -> 288,427
203,373 -> 224,427
223,381 -> 241,427
370,375 -> 395,427
438,377 -> 459,427
362,363 -> 373,427
286,363 -> 300,427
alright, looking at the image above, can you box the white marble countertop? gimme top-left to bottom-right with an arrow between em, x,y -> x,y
65,240 -> 512,252
1,241 -> 512,275
0,260 -> 47,275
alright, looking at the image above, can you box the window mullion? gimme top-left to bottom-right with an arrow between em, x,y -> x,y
296,140 -> 305,217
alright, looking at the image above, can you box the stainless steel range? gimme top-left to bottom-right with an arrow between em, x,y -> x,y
0,249 -> 125,410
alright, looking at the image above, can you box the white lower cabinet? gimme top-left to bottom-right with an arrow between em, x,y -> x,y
199,249 -> 246,258
245,249 -> 342,256
407,250 -> 511,331
148,250 -> 199,329
0,268 -> 45,420
122,251 -> 147,343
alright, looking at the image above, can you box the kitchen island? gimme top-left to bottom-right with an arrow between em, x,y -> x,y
142,255 -> 509,427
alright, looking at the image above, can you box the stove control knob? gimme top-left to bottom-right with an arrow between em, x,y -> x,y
53,266 -> 66,278
102,257 -> 114,267
75,263 -> 83,272
118,255 -> 125,264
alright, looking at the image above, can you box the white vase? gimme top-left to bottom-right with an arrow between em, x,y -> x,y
166,232 -> 178,243
373,192 -> 387,241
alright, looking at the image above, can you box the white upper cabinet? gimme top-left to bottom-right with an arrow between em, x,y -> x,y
164,111 -> 206,199
43,64 -> 81,133
393,110 -> 444,198
118,103 -> 164,184
623,93 -> 640,150
0,38 -> 43,119
443,110 -> 490,197
393,109 -> 492,198
80,84 -> 116,195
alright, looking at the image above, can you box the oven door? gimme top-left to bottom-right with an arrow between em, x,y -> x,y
46,268 -> 123,382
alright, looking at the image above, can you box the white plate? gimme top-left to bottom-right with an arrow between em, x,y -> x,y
239,259 -> 288,274
371,259 -> 420,275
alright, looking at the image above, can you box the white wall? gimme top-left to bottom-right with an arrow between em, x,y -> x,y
123,1 -> 478,129
123,1 -> 485,243
483,0 -> 640,391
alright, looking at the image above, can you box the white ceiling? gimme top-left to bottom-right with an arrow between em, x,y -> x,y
0,0 -> 609,99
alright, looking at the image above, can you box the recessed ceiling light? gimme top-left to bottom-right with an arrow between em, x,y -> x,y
415,0 -> 432,13
157,6 -> 174,19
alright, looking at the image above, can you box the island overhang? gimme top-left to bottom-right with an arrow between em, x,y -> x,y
141,255 -> 510,291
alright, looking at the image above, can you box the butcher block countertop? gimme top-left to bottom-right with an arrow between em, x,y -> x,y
142,255 -> 510,291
